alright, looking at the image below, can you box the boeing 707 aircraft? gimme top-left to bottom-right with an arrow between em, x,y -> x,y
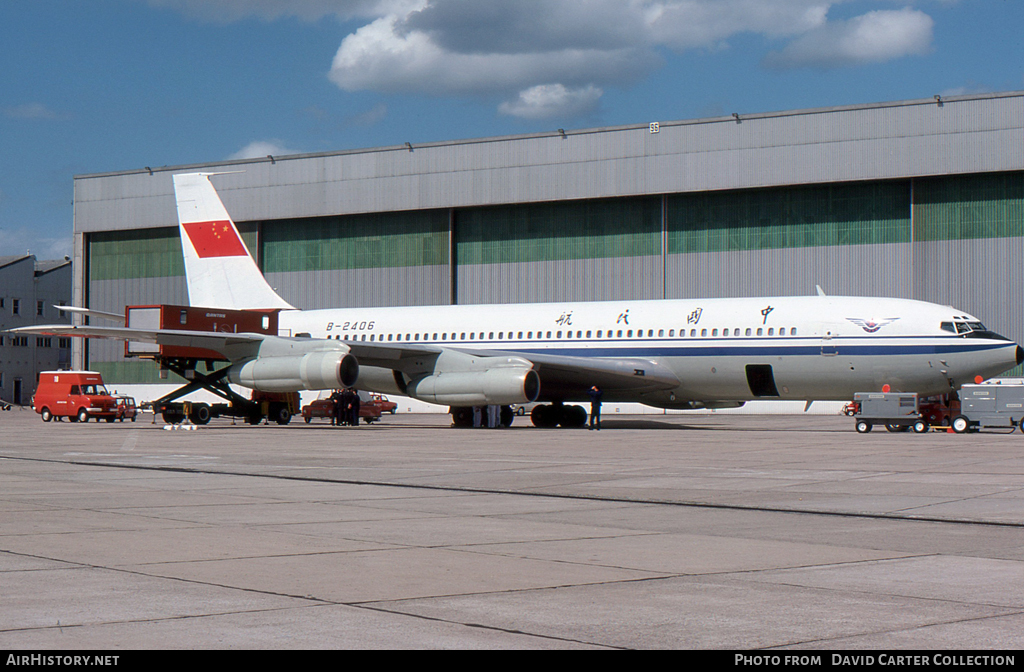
13,173 -> 1023,427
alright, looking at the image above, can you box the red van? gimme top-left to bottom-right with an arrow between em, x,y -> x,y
33,371 -> 118,423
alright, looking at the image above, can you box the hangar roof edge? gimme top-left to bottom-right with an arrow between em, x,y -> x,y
74,90 -> 1024,182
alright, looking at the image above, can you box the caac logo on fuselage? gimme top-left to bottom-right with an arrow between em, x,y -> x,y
846,317 -> 899,333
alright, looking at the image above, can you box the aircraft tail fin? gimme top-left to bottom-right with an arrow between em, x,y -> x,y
172,173 -> 293,310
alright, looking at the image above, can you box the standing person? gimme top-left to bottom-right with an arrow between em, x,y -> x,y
339,389 -> 353,426
330,390 -> 341,426
588,385 -> 603,430
349,389 -> 361,426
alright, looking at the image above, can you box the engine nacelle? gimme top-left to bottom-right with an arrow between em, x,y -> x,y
407,367 -> 540,406
228,351 -> 359,392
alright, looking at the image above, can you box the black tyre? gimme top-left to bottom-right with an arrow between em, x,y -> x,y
162,409 -> 185,424
531,404 -> 559,428
40,408 -> 52,422
559,405 -> 588,428
450,406 -> 474,427
912,420 -> 929,434
500,405 -> 515,427
951,415 -> 970,434
189,404 -> 211,425
855,420 -> 872,434
77,409 -> 90,424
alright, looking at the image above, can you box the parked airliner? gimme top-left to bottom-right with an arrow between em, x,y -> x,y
13,172 -> 1022,427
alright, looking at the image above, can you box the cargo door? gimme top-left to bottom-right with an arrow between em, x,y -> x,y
126,307 -> 161,355
745,365 -> 780,397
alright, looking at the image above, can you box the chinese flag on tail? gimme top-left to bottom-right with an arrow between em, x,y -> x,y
182,220 -> 248,258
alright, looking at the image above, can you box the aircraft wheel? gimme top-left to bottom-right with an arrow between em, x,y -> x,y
77,409 -> 90,424
559,405 -> 588,428
451,406 -> 474,427
40,408 -> 52,422
855,420 -> 872,434
500,405 -> 515,427
912,420 -> 929,434
951,415 -> 971,434
531,404 -> 560,428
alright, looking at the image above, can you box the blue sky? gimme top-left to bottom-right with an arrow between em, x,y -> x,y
2,0 -> 1022,261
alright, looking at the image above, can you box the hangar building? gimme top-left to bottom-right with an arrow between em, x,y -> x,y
72,91 -> 1024,385
0,255 -> 72,404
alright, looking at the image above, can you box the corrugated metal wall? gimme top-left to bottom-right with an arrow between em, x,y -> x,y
455,196 -> 661,303
458,256 -> 663,304
260,209 -> 450,309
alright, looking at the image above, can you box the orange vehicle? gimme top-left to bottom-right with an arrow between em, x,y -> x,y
302,391 -> 385,424
33,371 -> 118,423
371,394 -> 398,414
113,396 -> 138,422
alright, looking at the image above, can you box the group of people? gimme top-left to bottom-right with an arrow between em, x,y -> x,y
471,404 -> 504,428
329,389 -> 361,426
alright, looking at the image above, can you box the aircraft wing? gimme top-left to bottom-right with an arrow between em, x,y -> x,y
10,324 -> 678,401
6,324 -> 266,361
344,341 -> 680,400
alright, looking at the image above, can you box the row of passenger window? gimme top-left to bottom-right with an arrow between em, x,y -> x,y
330,326 -> 798,343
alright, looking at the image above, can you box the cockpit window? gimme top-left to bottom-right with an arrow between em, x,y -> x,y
951,321 -> 988,334
945,320 -> 1002,339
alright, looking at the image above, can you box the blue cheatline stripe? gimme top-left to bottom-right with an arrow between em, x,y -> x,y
503,342 -> 1010,358
342,333 -> 1014,358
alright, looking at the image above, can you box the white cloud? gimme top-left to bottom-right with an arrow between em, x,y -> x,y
763,8 -> 934,68
4,103 -> 64,120
647,0 -> 830,50
329,13 -> 656,96
327,1 -> 935,117
498,84 -> 603,120
146,1 -> 943,119
228,140 -> 304,160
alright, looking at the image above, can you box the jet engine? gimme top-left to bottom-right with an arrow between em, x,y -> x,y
406,367 -> 540,406
228,346 -> 359,392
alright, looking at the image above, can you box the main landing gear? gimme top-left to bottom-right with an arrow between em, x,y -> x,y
530,403 -> 587,429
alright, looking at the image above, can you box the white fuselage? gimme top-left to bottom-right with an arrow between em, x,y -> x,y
274,295 -> 1022,406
